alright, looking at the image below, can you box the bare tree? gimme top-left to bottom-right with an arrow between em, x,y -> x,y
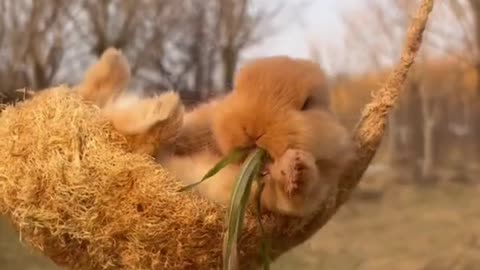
68,0 -> 283,98
419,83 -> 440,181
142,0 -> 284,98
337,0 -> 416,171
216,0 -> 274,89
0,0 -> 289,105
67,1 -> 181,78
0,0 -> 68,103
330,0 -> 480,182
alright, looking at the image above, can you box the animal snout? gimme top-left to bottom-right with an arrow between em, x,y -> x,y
253,133 -> 265,143
243,127 -> 265,147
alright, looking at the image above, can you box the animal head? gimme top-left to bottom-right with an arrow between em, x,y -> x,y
211,56 -> 331,161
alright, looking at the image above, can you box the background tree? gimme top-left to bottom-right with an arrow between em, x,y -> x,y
0,0 -> 287,106
0,0 -> 68,103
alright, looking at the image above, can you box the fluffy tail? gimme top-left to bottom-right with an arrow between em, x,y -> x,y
77,48 -> 131,107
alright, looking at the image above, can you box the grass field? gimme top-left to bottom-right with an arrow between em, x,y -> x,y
1,178 -> 479,270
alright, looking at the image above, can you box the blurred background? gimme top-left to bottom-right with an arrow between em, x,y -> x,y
1,0 -> 480,269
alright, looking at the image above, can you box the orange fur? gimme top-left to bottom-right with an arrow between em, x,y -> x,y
165,56 -> 354,217
104,92 -> 184,155
211,56 -> 332,160
76,48 -> 131,108
77,49 -> 354,218
158,150 -> 242,205
76,48 -> 184,156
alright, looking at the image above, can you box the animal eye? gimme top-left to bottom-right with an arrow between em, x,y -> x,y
301,97 -> 313,110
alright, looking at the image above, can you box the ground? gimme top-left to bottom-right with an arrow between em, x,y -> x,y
1,179 -> 479,270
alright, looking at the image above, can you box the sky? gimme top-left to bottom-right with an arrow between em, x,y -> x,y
241,0 -> 363,74
243,0 -> 359,59
242,0 -> 470,76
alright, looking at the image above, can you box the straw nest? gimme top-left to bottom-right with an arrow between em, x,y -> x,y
0,0 -> 434,267
0,86 -> 305,270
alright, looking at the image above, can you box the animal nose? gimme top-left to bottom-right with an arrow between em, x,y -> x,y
254,133 -> 265,142
244,128 -> 264,146
251,133 -> 266,151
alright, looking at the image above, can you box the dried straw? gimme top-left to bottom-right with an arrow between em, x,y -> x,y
0,0 -> 434,269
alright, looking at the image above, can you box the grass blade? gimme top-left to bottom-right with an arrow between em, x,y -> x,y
255,180 -> 271,270
178,148 -> 248,192
223,148 -> 266,270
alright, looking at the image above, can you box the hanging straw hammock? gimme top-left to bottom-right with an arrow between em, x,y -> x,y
0,1 -> 433,269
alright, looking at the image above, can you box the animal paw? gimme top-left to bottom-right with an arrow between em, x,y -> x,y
103,91 -> 183,136
149,91 -> 183,124
273,149 -> 317,198
78,47 -> 131,107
